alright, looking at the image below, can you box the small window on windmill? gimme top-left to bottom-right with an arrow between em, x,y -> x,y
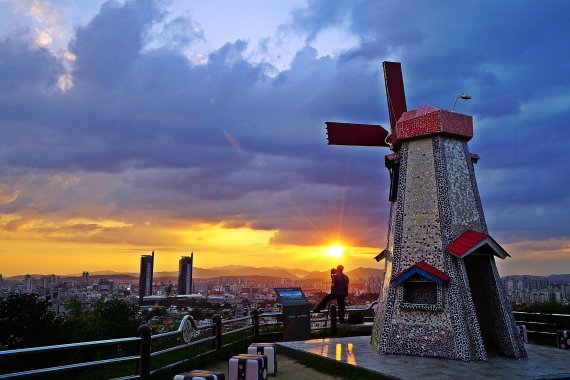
402,274 -> 437,305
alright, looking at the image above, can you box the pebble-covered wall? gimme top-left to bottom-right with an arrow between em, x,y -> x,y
371,117 -> 527,361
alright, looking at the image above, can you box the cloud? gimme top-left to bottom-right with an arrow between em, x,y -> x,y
0,0 -> 569,275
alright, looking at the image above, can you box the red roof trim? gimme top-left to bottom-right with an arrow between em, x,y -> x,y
391,260 -> 450,283
447,230 -> 488,255
446,230 -> 510,259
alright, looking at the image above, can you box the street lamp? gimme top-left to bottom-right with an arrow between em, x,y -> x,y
452,93 -> 472,111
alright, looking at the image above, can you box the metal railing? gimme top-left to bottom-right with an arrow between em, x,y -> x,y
0,314 -> 218,380
513,311 -> 570,338
0,305 -> 373,380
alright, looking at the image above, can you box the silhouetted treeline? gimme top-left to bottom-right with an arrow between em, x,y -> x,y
0,294 -> 143,376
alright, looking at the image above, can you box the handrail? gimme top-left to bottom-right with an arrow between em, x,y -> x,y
0,300 -> 399,379
513,311 -> 570,317
0,356 -> 140,379
222,315 -> 252,324
150,336 -> 215,358
346,300 -> 378,313
151,314 -> 198,340
0,337 -> 141,357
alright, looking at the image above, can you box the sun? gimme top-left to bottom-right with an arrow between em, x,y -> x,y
327,244 -> 345,258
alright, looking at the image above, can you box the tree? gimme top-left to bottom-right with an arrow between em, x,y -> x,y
0,294 -> 62,348
165,282 -> 175,307
189,307 -> 205,321
91,296 -> 143,339
518,301 -> 570,314
142,306 -> 167,322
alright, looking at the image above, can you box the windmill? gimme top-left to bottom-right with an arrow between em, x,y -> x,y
324,62 -> 526,361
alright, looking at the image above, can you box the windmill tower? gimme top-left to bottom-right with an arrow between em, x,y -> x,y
325,62 -> 526,361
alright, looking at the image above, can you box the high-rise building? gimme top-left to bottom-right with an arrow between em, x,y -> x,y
24,274 -> 35,293
139,251 -> 154,302
178,253 -> 194,295
82,271 -> 89,284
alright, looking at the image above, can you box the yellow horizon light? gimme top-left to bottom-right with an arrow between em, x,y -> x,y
327,244 -> 345,258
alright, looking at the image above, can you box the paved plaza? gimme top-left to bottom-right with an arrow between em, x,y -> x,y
277,336 -> 570,379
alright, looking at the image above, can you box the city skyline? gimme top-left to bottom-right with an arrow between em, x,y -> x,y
1,1 -> 569,277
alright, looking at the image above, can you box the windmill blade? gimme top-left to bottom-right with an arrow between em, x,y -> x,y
383,61 -> 407,131
325,122 -> 390,147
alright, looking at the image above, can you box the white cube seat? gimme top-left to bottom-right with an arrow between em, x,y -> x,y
174,369 -> 225,380
248,343 -> 276,375
228,354 -> 268,380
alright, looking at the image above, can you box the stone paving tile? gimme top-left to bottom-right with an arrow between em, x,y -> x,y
277,336 -> 570,380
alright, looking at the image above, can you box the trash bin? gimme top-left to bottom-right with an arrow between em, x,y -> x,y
274,287 -> 310,341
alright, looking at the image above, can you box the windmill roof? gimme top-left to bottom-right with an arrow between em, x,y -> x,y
398,105 -> 440,122
446,230 -> 510,259
392,105 -> 473,147
391,261 -> 450,285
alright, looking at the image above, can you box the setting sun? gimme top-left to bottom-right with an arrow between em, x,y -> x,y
327,244 -> 345,258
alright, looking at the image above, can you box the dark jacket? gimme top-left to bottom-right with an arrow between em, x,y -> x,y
331,272 -> 349,296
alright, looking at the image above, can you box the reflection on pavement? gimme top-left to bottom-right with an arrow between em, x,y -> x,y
304,340 -> 357,365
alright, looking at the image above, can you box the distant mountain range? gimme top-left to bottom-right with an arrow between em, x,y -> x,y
7,267 -> 570,284
4,265 -> 383,282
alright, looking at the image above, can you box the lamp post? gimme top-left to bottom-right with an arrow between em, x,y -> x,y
452,93 -> 472,111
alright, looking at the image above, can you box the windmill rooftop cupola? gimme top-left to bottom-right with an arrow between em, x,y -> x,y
390,105 -> 473,149
324,61 -> 526,361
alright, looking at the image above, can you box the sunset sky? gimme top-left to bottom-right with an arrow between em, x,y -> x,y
1,0 -> 569,276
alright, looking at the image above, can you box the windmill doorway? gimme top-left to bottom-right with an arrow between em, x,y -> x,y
464,252 -> 504,356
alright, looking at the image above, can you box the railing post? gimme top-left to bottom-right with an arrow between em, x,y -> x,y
330,305 -> 338,336
213,314 -> 222,350
137,324 -> 151,380
253,308 -> 260,342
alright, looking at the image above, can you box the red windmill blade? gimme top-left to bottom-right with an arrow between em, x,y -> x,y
325,122 -> 390,147
325,61 -> 407,149
383,61 -> 407,132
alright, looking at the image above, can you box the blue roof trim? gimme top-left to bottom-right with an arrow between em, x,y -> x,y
392,267 -> 446,285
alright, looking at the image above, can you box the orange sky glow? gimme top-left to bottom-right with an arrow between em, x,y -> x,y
1,1 -> 569,278
0,218 -> 378,276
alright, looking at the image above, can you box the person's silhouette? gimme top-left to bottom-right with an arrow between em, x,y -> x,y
313,265 -> 349,323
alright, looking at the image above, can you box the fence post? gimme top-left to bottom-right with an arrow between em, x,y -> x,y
138,324 -> 151,380
253,308 -> 260,342
330,305 -> 338,336
213,314 -> 222,350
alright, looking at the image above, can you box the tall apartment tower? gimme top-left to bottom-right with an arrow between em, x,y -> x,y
178,253 -> 194,295
139,251 -> 154,302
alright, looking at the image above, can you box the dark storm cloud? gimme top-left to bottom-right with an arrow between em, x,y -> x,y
291,0 -> 570,243
1,0 -> 569,252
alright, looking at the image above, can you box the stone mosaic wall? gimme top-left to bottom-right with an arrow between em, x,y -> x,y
443,139 -> 481,237
447,138 -> 525,359
372,143 -> 409,351
378,140 -> 458,358
489,257 -> 527,358
372,134 -> 526,361
436,136 -> 487,360
371,209 -> 393,349
398,139 -> 443,272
